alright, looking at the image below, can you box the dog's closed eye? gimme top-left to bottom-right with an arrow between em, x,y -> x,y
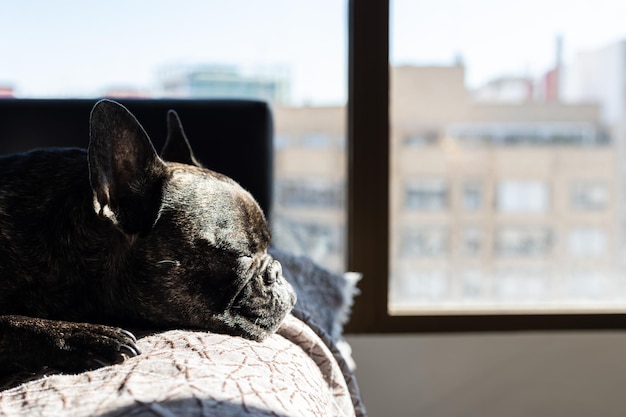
156,260 -> 181,267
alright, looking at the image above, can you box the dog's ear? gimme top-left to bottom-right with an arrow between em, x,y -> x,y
89,99 -> 168,236
160,110 -> 202,167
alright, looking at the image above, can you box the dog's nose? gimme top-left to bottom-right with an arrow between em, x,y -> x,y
263,259 -> 282,285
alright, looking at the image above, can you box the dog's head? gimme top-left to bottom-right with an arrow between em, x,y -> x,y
88,99 -> 295,341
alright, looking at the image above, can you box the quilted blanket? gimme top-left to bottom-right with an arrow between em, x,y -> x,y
0,249 -> 367,416
0,313 -> 365,416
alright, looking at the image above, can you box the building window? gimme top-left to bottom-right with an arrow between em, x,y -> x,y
405,179 -> 448,210
568,228 -> 607,257
403,129 -> 439,147
496,226 -> 552,256
462,227 -> 483,255
401,227 -> 448,257
391,269 -> 449,303
352,0 -> 626,330
497,180 -> 549,213
302,133 -> 333,148
494,269 -> 548,302
276,180 -> 344,209
463,181 -> 483,211
447,122 -> 608,146
571,182 -> 609,211
272,217 -> 343,262
461,271 -> 484,299
273,134 -> 292,150
567,271 -> 606,299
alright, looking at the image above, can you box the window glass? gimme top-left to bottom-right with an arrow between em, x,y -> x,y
390,0 -> 626,313
405,179 -> 448,210
462,182 -> 483,211
401,227 -> 449,257
1,1 -> 347,273
496,227 -> 553,257
568,228 -> 607,257
571,181 -> 609,210
497,181 -> 549,213
462,227 -> 483,255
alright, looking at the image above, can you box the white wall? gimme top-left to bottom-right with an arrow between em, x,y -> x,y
346,332 -> 626,417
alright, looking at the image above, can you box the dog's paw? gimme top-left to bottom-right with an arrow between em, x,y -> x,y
0,316 -> 141,379
59,324 -> 141,370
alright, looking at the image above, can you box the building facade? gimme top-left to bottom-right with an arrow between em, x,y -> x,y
273,65 -> 622,313
158,64 -> 290,105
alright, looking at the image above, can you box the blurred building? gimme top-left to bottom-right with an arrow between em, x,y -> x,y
473,76 -> 535,103
273,65 -> 620,313
272,106 -> 345,272
561,40 -> 626,125
0,85 -> 14,98
157,64 -> 290,105
156,60 -> 623,311
390,66 -> 614,312
561,39 -> 626,267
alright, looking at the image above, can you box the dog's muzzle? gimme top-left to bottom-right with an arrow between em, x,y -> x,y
222,253 -> 296,339
258,254 -> 282,286
235,253 -> 296,305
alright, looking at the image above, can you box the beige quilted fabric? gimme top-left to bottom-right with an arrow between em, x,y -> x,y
0,315 -> 365,417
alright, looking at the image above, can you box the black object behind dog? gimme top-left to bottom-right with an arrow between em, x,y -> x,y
0,98 -> 274,217
0,99 -> 295,388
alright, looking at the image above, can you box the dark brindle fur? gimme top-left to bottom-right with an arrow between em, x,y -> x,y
0,100 -> 295,388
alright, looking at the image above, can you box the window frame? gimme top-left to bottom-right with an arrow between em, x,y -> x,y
345,0 -> 626,334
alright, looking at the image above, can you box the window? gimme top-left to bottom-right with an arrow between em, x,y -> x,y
390,270 -> 449,305
272,218 -> 344,271
497,181 -> 549,213
462,182 -> 483,211
568,228 -> 607,257
1,1 -> 347,275
447,122 -> 607,146
567,271 -> 607,300
404,179 -> 448,210
347,0 -> 626,332
5,1 -> 626,333
402,129 -> 440,147
496,227 -> 553,256
494,269 -> 548,303
571,182 -> 609,210
462,227 -> 483,255
275,180 -> 344,209
461,271 -> 484,299
401,227 -> 448,257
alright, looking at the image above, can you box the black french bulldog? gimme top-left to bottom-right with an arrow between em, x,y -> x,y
0,100 -> 296,387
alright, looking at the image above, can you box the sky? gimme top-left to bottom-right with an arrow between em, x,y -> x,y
2,0 -> 626,105
0,0 -> 346,103
392,0 -> 626,88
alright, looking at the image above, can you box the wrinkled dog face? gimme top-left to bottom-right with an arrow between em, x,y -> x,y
89,100 -> 296,341
138,167 -> 296,341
